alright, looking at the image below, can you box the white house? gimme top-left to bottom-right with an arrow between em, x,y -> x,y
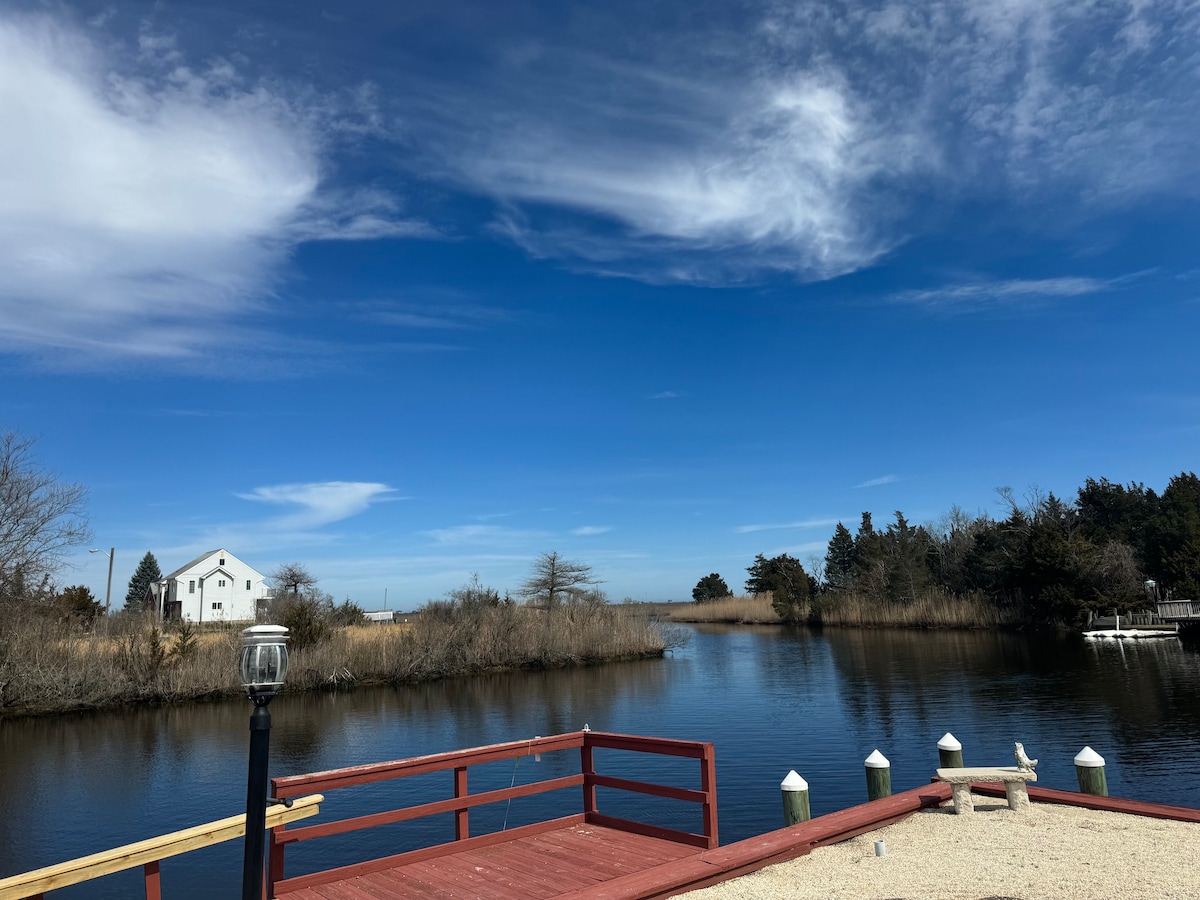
150,549 -> 270,624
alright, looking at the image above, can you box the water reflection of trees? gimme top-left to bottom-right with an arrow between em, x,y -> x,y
819,628 -> 1200,738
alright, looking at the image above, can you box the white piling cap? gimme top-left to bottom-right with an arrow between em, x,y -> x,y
1074,746 -> 1106,767
937,733 -> 962,752
864,749 -> 890,768
781,770 -> 809,792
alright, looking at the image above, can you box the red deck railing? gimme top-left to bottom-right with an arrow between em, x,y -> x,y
267,730 -> 718,897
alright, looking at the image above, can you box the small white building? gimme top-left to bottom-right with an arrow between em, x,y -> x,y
150,549 -> 270,624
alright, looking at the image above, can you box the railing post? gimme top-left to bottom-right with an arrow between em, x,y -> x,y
268,824 -> 286,898
143,861 -> 161,900
581,737 -> 597,819
454,766 -> 469,840
701,744 -> 718,847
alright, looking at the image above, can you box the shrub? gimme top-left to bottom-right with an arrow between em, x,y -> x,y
692,573 -> 730,603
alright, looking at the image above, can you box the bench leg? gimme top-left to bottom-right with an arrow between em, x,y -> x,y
1004,781 -> 1030,812
950,782 -> 974,814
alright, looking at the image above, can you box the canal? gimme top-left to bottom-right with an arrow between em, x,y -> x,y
3,625 -> 1199,897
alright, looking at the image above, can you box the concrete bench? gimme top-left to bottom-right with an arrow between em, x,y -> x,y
936,767 -> 1037,814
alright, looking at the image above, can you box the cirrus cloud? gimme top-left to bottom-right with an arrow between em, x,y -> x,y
237,481 -> 398,530
0,12 -> 425,367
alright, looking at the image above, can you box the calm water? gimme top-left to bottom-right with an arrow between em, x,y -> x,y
3,626 -> 1200,897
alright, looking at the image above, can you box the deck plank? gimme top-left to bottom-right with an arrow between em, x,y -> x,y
459,844 -> 601,892
275,823 -> 704,900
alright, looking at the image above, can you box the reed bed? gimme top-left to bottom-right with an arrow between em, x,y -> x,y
813,590 -> 1020,629
668,590 -> 1019,629
666,594 -> 782,624
0,602 -> 664,717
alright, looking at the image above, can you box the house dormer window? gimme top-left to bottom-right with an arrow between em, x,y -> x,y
219,557 -> 225,566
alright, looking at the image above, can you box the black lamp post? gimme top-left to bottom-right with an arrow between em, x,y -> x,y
239,625 -> 289,900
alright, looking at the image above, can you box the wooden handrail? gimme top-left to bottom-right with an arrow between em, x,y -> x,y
0,794 -> 322,900
268,731 -> 717,895
272,732 -> 587,796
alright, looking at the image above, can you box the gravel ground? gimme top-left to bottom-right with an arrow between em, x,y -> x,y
678,798 -> 1199,900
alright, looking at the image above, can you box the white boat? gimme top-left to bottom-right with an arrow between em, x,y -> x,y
1083,628 -> 1178,640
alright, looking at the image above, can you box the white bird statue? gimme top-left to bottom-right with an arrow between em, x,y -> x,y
1014,741 -> 1038,772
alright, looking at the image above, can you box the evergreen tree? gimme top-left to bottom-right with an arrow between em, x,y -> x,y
746,553 -> 812,622
852,512 -> 888,600
1145,473 -> 1200,599
824,523 -> 856,592
125,551 -> 162,613
883,511 -> 935,603
692,573 -> 730,603
57,584 -> 103,624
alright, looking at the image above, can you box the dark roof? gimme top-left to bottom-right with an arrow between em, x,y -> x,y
163,549 -> 225,581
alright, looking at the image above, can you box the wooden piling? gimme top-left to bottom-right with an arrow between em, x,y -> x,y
937,732 -> 964,769
865,750 -> 891,801
780,770 -> 810,825
1075,746 -> 1108,796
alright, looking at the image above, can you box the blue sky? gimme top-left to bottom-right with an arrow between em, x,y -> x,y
2,0 -> 1198,608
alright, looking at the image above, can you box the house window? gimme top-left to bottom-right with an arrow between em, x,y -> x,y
219,557 -> 225,566
189,580 -> 195,594
246,580 -> 251,590
218,579 -> 226,587
212,602 -> 222,611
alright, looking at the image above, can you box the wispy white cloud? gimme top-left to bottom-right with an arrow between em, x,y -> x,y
237,481 -> 397,530
735,517 -> 843,534
428,57 -> 908,282
855,475 -> 897,488
355,297 -> 513,330
423,524 -> 549,546
571,526 -> 612,536
650,390 -> 684,400
0,13 -> 426,366
892,277 -> 1112,309
401,0 -> 1200,283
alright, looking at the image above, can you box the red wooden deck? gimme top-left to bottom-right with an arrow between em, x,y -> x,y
271,781 -> 958,900
266,731 -> 718,900
276,821 -> 699,899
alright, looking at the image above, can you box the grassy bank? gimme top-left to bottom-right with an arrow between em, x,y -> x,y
0,602 -> 666,717
667,591 -> 1021,629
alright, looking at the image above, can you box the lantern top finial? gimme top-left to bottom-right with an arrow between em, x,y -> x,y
242,624 -> 289,644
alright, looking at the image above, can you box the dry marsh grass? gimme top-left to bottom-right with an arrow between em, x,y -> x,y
0,602 -> 664,717
669,591 -> 1018,629
666,594 -> 781,624
816,591 -> 1019,628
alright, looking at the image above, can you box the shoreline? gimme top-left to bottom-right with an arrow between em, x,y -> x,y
0,648 -> 665,720
0,605 -> 667,719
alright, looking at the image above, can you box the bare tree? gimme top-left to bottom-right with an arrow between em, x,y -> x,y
519,551 -> 601,609
269,563 -> 318,598
0,431 -> 91,603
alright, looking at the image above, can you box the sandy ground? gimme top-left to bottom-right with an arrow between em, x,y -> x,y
679,798 -> 1199,900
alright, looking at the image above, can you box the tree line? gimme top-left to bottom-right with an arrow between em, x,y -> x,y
695,473 -> 1200,627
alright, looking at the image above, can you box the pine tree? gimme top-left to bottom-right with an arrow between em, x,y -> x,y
125,551 -> 162,613
824,523 -> 857,592
692,573 -> 730,603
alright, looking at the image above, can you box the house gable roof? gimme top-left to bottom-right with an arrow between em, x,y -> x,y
164,550 -> 223,581
162,549 -> 263,583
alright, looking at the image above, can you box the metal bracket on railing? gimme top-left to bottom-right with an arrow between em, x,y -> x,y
267,796 -> 294,808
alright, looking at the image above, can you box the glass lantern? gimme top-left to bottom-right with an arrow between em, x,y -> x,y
239,624 -> 289,697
